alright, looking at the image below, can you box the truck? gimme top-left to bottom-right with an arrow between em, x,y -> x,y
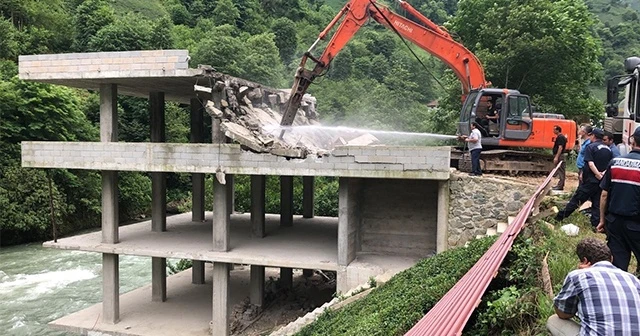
605,56 -> 640,154
279,0 -> 577,174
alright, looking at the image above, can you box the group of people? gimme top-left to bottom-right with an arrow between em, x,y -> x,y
549,125 -> 640,335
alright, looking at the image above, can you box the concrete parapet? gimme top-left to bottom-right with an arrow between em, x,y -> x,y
21,142 -> 451,180
19,50 -> 191,80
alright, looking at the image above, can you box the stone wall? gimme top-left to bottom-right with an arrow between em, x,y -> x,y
447,172 -> 536,248
360,179 -> 438,257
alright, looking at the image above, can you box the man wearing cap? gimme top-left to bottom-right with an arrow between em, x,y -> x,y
556,128 -> 612,230
597,126 -> 640,271
576,125 -> 593,184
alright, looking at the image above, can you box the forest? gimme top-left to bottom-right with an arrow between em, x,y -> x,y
0,0 -> 638,245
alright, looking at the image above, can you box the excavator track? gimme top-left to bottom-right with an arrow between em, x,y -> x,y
451,148 -> 555,176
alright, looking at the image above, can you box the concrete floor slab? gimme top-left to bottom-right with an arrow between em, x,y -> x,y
49,265 -> 277,336
44,213 -> 339,271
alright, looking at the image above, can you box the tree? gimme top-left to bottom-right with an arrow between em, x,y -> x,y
450,0 -> 603,119
271,17 -> 298,63
72,0 -> 115,51
241,32 -> 285,86
212,0 -> 240,27
0,18 -> 19,59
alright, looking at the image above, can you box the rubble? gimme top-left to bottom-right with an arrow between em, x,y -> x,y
199,71 -> 378,159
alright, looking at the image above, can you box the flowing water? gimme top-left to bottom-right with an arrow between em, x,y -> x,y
266,125 -> 458,144
0,244 -> 152,336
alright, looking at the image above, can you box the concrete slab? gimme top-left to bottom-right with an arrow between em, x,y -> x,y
49,265 -> 279,336
44,213 -> 339,271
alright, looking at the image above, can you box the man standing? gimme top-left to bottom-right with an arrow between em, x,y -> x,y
576,125 -> 593,184
597,126 -> 640,271
547,238 -> 640,336
603,130 -> 620,158
461,122 -> 482,176
552,125 -> 568,190
555,129 -> 612,230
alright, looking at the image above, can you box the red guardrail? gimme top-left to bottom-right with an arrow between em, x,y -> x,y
405,164 -> 560,336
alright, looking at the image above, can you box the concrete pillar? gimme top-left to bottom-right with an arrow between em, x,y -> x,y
192,260 -> 205,284
303,176 -> 314,218
102,253 -> 119,323
211,92 -> 224,143
436,180 -> 450,253
212,262 -> 230,336
280,176 -> 294,227
250,265 -> 265,307
251,175 -> 266,238
226,174 -> 235,216
150,91 -> 166,232
280,267 -> 293,289
338,177 -> 361,266
213,178 -> 230,251
100,84 -> 118,244
152,257 -> 166,302
190,98 -> 205,222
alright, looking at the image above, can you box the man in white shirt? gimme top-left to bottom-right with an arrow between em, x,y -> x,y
462,122 -> 483,176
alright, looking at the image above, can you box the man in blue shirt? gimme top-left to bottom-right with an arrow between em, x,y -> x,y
556,129 -> 612,230
576,125 -> 592,184
598,126 -> 640,271
603,130 -> 620,158
548,237 -> 640,336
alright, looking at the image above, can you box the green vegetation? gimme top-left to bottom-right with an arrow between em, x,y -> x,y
297,209 -> 611,335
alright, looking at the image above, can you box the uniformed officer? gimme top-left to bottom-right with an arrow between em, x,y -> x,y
555,128 -> 612,229
597,126 -> 640,271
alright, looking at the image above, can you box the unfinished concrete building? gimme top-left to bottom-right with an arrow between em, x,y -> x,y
19,50 -> 452,336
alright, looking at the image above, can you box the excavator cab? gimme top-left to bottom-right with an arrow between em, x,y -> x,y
458,89 -> 533,145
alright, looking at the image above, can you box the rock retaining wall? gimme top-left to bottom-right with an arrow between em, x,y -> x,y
447,172 -> 536,248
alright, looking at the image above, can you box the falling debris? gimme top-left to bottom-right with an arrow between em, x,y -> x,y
198,70 -> 378,159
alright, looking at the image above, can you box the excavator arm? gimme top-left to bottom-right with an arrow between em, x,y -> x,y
280,0 -> 490,127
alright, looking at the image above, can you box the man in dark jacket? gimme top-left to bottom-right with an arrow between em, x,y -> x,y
555,128 -> 612,230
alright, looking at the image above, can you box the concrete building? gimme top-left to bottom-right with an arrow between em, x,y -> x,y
19,50 -> 451,336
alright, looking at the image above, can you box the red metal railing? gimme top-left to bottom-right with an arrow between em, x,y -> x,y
405,165 -> 559,336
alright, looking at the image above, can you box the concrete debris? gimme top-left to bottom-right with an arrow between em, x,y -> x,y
200,71 -> 379,159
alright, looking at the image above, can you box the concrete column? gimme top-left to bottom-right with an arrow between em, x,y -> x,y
213,178 -> 230,251
102,253 -> 119,323
338,177 -> 361,266
280,176 -> 294,227
150,92 -> 166,232
212,262 -> 230,336
100,84 -> 118,244
251,175 -> 266,238
226,174 -> 235,216
192,260 -> 205,284
280,267 -> 293,289
211,92 -> 224,143
190,98 -> 205,222
152,257 -> 166,302
250,265 -> 265,307
303,176 -> 314,218
436,180 -> 450,253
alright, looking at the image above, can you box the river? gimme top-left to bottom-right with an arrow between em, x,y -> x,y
0,243 -> 153,336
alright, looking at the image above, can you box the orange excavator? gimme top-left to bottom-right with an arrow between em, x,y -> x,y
281,0 -> 576,174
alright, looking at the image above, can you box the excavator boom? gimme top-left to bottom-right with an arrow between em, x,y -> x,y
281,0 -> 489,127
